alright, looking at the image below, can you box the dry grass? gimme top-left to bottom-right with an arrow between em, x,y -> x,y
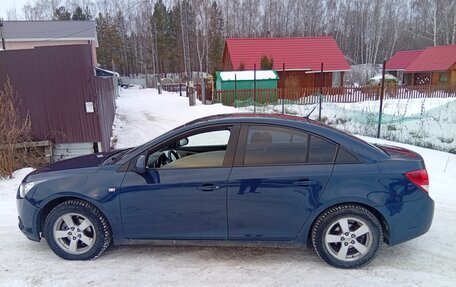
0,78 -> 34,178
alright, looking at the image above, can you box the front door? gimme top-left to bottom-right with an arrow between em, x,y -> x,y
120,126 -> 238,240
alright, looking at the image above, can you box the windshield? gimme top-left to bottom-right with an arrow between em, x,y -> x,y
102,149 -> 132,165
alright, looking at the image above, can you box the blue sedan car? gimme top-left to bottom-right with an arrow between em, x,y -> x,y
16,114 -> 434,268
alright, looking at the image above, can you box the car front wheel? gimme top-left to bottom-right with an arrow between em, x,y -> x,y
44,200 -> 112,260
311,204 -> 383,269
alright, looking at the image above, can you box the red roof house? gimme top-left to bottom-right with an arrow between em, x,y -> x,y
221,37 -> 350,88
385,50 -> 423,71
386,45 -> 456,85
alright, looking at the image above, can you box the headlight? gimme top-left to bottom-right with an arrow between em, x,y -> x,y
18,181 -> 44,198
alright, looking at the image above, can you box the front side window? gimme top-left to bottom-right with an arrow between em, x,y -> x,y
147,129 -> 231,169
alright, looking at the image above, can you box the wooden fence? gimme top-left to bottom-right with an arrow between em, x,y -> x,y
162,83 -> 201,93
214,84 -> 456,106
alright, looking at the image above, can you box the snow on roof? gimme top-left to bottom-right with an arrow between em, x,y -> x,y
369,74 -> 399,83
219,70 -> 278,81
95,67 -> 120,77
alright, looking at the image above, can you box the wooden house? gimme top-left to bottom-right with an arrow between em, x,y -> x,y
221,37 -> 350,89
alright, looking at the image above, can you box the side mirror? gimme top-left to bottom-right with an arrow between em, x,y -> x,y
177,137 -> 189,148
134,155 -> 146,174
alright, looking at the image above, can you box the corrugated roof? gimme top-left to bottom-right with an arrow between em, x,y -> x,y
3,20 -> 97,42
219,70 -> 278,81
406,45 -> 456,72
385,50 -> 423,70
224,37 -> 350,72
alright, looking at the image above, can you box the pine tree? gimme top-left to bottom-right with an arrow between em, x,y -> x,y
169,5 -> 184,74
208,1 -> 224,73
96,13 -> 123,72
72,6 -> 89,21
260,55 -> 274,70
153,0 -> 170,76
53,6 -> 71,20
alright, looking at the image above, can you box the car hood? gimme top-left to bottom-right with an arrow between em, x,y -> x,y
27,150 -> 124,177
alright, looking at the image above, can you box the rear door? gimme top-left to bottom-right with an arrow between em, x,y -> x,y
227,124 -> 337,240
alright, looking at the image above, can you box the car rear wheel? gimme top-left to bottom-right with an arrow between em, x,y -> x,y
44,200 -> 111,260
311,204 -> 383,269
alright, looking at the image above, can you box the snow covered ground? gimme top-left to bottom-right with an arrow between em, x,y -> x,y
1,88 -> 455,286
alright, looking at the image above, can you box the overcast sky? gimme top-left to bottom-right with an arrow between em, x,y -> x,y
0,0 -> 30,20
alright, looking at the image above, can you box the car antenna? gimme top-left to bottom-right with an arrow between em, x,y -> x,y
305,104 -> 318,118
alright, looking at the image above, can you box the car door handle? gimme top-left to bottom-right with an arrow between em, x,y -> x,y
198,183 -> 221,192
293,179 -> 317,186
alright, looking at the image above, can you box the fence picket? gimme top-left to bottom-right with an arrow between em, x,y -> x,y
212,84 -> 456,106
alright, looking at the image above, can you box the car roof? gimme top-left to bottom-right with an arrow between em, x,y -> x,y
184,113 -> 313,126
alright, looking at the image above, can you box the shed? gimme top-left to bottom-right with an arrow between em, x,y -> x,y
215,70 -> 279,106
215,70 -> 279,91
0,44 -> 116,161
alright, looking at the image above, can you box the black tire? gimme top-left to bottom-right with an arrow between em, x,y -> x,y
311,204 -> 383,269
43,200 -> 112,260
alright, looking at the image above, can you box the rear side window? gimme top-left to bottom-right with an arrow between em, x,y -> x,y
308,135 -> 337,163
244,126 -> 308,165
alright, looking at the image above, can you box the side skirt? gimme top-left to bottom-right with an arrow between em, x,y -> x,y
113,239 -> 308,249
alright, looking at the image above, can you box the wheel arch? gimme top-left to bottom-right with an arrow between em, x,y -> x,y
306,201 -> 390,247
38,196 -> 111,238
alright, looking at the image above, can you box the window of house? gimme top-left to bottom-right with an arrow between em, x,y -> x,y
439,73 -> 448,83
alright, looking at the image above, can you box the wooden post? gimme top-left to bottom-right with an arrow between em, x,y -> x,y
157,75 -> 162,94
202,78 -> 206,104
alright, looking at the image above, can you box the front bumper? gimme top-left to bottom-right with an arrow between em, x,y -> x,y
379,194 -> 434,246
16,197 -> 41,242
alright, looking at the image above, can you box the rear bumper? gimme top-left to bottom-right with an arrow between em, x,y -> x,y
380,194 -> 434,246
16,198 -> 41,242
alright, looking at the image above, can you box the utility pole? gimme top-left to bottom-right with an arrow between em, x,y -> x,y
0,19 -> 6,50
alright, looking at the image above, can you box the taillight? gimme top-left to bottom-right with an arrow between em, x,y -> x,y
405,169 -> 429,193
